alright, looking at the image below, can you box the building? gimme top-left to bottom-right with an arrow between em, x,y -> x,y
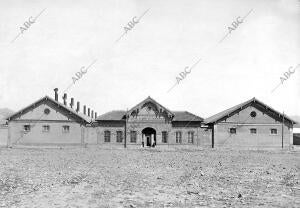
0,123 -> 8,147
0,108 -> 13,146
293,122 -> 300,145
204,97 -> 296,149
91,96 -> 208,147
4,89 -> 297,149
5,91 -> 93,147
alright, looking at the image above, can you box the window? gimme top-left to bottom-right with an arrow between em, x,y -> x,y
250,111 -> 257,118
250,128 -> 257,134
130,131 -> 137,143
229,128 -> 236,134
188,131 -> 194,143
44,108 -> 50,115
62,125 -> 70,133
23,125 -> 30,132
270,128 -> 278,135
104,131 -> 111,142
162,131 -> 168,143
176,131 -> 182,143
116,131 -> 123,143
42,125 -> 50,132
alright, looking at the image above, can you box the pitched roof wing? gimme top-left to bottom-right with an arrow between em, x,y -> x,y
204,97 -> 297,125
95,110 -> 203,122
172,111 -> 203,122
95,110 -> 126,121
6,96 -> 91,123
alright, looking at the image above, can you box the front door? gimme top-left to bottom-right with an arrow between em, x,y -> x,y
146,135 -> 151,146
142,127 -> 156,147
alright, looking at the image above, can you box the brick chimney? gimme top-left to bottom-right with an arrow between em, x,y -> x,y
95,112 -> 97,119
54,88 -> 58,101
62,93 -> 67,106
76,102 -> 80,113
70,98 -> 74,108
88,108 -> 90,117
83,105 -> 86,115
91,110 -> 94,118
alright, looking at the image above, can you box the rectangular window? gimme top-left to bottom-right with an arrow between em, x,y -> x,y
229,128 -> 236,134
188,131 -> 194,143
162,131 -> 168,143
250,128 -> 257,134
130,131 -> 137,143
116,131 -> 123,143
62,125 -> 70,133
23,125 -> 30,132
270,128 -> 278,135
176,131 -> 182,143
42,125 -> 50,132
104,131 -> 111,142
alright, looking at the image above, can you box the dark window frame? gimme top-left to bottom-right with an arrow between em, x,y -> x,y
270,128 -> 278,135
250,128 -> 257,134
62,125 -> 70,133
176,131 -> 182,143
104,130 -> 111,142
23,125 -> 31,132
42,125 -> 50,132
162,131 -> 168,143
130,131 -> 137,143
116,131 -> 123,143
188,131 -> 194,143
229,128 -> 236,134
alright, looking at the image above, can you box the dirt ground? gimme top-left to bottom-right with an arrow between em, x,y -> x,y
0,146 -> 299,208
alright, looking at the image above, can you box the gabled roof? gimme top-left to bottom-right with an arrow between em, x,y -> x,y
172,111 -> 203,122
204,97 -> 297,125
128,96 -> 174,117
95,110 -> 203,122
6,96 -> 91,123
95,110 -> 126,121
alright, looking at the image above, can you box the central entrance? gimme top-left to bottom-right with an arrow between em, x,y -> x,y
142,127 -> 156,147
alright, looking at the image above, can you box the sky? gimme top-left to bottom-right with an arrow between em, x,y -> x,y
0,0 -> 299,118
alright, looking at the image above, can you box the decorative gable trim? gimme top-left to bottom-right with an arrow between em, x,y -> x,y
127,96 -> 174,121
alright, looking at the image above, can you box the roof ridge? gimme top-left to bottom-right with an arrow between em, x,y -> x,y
128,96 -> 174,116
6,95 -> 91,123
204,97 -> 297,124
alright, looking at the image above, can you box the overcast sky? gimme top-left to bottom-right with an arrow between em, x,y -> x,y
0,0 -> 299,118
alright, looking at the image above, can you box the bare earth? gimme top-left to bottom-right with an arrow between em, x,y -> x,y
0,146 -> 299,208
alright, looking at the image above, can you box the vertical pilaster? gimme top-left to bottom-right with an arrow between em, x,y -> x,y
7,123 -> 11,148
289,128 -> 293,148
212,124 -> 215,148
81,125 -> 85,145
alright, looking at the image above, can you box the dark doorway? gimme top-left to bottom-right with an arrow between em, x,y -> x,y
142,127 -> 156,147
294,133 -> 300,145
